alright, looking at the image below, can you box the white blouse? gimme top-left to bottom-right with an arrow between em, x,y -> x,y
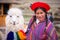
36,19 -> 40,24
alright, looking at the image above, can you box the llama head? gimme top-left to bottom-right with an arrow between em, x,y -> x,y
5,8 -> 25,33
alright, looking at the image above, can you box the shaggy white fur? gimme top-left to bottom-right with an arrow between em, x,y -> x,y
5,8 -> 26,34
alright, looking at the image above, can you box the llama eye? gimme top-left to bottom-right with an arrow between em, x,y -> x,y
10,16 -> 12,17
17,16 -> 19,17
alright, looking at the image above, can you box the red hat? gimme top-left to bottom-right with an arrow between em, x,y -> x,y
30,2 -> 50,11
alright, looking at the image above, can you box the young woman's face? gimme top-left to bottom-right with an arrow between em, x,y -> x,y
35,9 -> 46,22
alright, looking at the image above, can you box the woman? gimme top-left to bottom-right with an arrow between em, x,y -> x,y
26,2 -> 58,40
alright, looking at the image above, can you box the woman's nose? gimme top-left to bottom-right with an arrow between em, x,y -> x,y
37,14 -> 41,17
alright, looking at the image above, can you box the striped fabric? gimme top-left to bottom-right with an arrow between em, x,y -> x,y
26,17 -> 58,40
17,30 -> 26,40
7,30 -> 26,40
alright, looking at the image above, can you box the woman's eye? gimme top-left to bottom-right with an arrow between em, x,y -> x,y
17,16 -> 19,17
39,12 -> 43,14
36,12 -> 43,14
10,16 -> 12,17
